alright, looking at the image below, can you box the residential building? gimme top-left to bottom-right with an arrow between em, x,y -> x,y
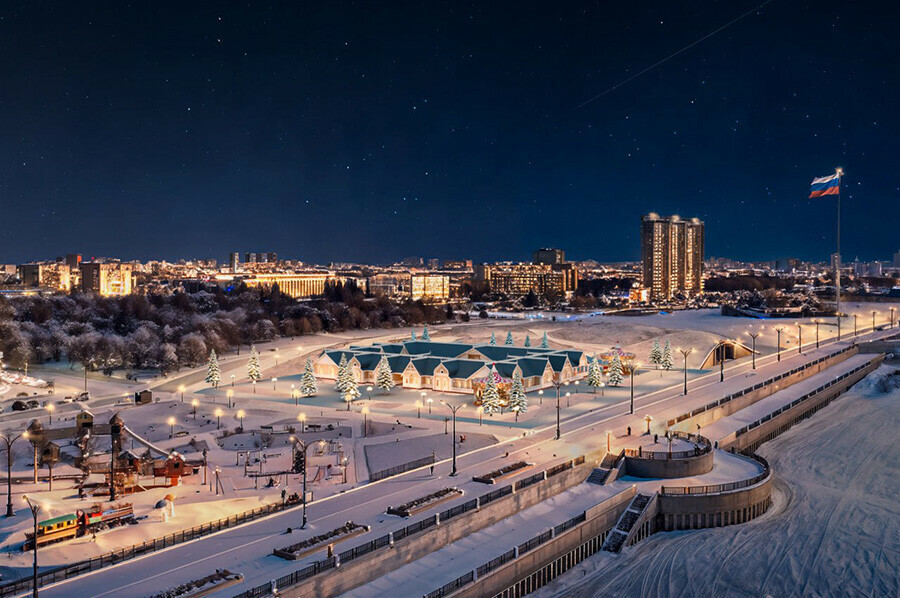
475,263 -> 576,297
223,272 -> 332,298
443,259 -> 473,270
641,213 -> 704,300
64,254 -> 82,269
533,248 -> 565,265
18,263 -> 72,291
80,262 -> 133,296
229,252 -> 240,272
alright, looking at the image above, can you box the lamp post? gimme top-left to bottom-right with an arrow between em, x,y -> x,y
215,408 -> 223,429
230,374 -> 235,387
0,432 -> 22,517
252,380 -> 257,394
297,412 -> 306,434
23,495 -> 39,598
274,348 -> 279,366
415,401 -> 422,419
167,416 -> 175,438
46,404 -> 54,426
366,386 -> 373,401
837,314 -> 841,340
717,341 -> 726,381
606,430 -> 611,453
237,409 -> 245,430
795,323 -> 803,354
565,391 -> 571,408
296,438 -> 325,528
814,320 -> 820,348
872,310 -> 877,333
226,389 -> 234,409
426,397 -> 433,414
775,327 -> 784,362
550,380 -> 567,439
678,348 -> 692,395
629,364 -> 641,415
441,401 -> 464,476
178,384 -> 185,403
361,406 -> 368,438
191,399 -> 198,420
853,313 -> 858,336
272,377 -> 277,391
891,307 -> 896,329
537,389 -> 544,405
747,331 -> 760,369
477,406 -> 483,426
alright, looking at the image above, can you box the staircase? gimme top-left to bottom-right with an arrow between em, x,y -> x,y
601,492 -> 655,553
586,468 -> 610,485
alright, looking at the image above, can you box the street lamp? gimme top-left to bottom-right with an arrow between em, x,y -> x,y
294,438 -> 326,528
46,403 -> 54,425
606,430 -> 611,453
678,348 -> 692,395
230,374 -> 235,387
0,431 -> 22,517
272,377 -> 278,391
717,341 -> 727,381
415,400 -> 422,419
226,389 -> 234,409
775,327 -> 784,362
215,408 -> 223,429
178,384 -> 185,403
814,320 -> 821,348
361,406 -> 369,438
297,412 -> 307,434
192,399 -> 199,420
167,416 -> 176,438
275,348 -> 280,366
23,495 -> 39,598
476,405 -> 483,426
747,331 -> 760,369
237,409 -> 245,429
853,314 -> 858,336
872,310 -> 877,332
366,386 -> 372,401
440,401 -> 464,476
538,389 -> 544,405
426,397 -> 433,414
252,380 -> 257,394
795,322 -> 803,354
549,380 -> 568,439
629,363 -> 641,415
565,391 -> 571,408
891,307 -> 896,329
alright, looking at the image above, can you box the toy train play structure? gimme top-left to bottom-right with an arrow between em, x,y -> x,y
23,502 -> 135,550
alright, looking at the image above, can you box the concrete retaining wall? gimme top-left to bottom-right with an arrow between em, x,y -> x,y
279,452 -> 605,598
624,449 -> 713,478
657,473 -> 772,531
673,346 -> 859,432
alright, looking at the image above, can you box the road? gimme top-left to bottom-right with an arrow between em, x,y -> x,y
36,324 -> 897,597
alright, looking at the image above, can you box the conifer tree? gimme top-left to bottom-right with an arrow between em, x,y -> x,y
649,340 -> 662,367
524,335 -> 531,347
661,340 -> 674,370
247,345 -> 261,382
489,332 -> 497,346
335,354 -> 350,393
376,356 -> 394,392
508,371 -> 527,417
422,326 -> 431,341
410,330 -> 416,341
505,331 -> 514,345
608,353 -> 624,386
300,357 -> 318,396
481,368 -> 502,413
342,374 -> 360,410
587,356 -> 604,393
540,331 -> 550,349
205,349 -> 220,388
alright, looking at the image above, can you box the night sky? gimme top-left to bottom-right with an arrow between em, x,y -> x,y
1,2 -> 897,265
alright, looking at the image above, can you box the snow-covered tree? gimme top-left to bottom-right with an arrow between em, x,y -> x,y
410,330 -> 416,341
335,353 -> 350,393
481,368 -> 502,414
342,374 -> 360,410
421,326 -> 431,341
540,331 -> 549,349
661,340 -> 673,370
247,345 -> 261,382
508,371 -> 527,416
649,340 -> 662,367
505,331 -> 514,346
376,356 -> 394,392
586,355 -> 604,393
489,332 -> 497,346
524,335 -> 531,347
608,353 -> 624,386
300,357 -> 318,396
205,349 -> 220,388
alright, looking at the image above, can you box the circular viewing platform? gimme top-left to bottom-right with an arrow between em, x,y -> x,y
623,432 -> 714,478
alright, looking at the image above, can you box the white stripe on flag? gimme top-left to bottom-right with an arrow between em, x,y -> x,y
811,174 -> 839,185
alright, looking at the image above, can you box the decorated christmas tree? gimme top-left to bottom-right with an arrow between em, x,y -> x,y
508,371 -> 527,417
505,331 -> 514,345
489,332 -> 497,346
247,345 -> 261,382
524,335 -> 531,347
481,367 -> 502,413
661,340 -> 673,370
608,353 -> 624,386
335,354 -> 350,393
376,356 -> 394,392
649,340 -> 662,367
205,349 -> 220,388
540,331 -> 549,349
587,355 -> 604,393
421,326 -> 430,341
300,357 -> 318,396
342,374 -> 360,410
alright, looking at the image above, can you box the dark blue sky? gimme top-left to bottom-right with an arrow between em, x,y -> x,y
1,2 -> 897,265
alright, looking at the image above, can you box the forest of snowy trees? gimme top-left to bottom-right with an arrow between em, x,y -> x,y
0,282 -> 449,375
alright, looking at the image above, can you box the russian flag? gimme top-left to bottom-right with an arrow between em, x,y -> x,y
809,173 -> 840,198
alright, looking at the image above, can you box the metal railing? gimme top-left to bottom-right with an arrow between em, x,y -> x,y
661,454 -> 770,496
370,454 -> 435,482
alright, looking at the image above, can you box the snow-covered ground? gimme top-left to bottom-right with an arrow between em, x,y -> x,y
534,362 -> 900,598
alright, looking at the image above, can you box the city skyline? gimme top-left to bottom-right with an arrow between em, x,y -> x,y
1,2 -> 897,264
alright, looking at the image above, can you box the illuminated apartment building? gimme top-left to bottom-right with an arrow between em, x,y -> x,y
80,262 -> 133,296
410,274 -> 450,301
641,213 -> 704,300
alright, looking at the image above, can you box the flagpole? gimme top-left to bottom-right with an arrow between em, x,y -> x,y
836,167 -> 843,317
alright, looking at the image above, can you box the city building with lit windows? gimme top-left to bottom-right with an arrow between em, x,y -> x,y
641,213 -> 704,300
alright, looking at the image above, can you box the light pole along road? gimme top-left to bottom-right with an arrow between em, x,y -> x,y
37,324 -> 895,598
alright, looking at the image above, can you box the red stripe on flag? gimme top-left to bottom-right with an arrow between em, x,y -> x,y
809,187 -> 840,198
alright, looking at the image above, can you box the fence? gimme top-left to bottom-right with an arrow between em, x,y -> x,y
369,454 -> 435,482
0,499 -> 300,598
666,345 -> 856,427
624,431 -> 711,460
661,454 -> 770,496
